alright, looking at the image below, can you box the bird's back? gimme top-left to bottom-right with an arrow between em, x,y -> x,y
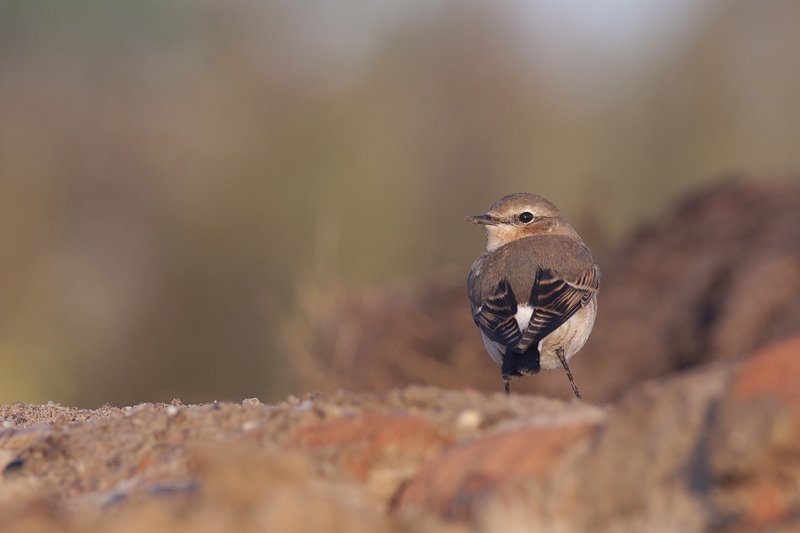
469,235 -> 595,308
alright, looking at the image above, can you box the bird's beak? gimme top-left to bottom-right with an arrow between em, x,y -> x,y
465,214 -> 500,225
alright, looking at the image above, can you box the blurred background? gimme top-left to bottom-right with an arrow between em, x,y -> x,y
1,0 -> 799,407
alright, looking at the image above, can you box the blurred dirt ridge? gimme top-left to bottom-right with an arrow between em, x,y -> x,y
284,177 -> 800,401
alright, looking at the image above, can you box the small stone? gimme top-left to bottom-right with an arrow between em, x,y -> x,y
166,405 -> 180,417
321,405 -> 344,418
456,409 -> 483,430
295,399 -> 314,412
242,398 -> 262,407
242,420 -> 259,432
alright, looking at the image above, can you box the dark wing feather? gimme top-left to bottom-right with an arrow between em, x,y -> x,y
516,264 -> 599,352
473,278 -> 523,348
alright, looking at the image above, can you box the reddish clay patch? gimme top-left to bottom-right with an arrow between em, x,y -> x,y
392,423 -> 596,520
731,335 -> 800,406
290,414 -> 451,480
746,479 -> 786,527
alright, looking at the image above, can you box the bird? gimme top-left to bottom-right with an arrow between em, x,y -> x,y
465,192 -> 599,399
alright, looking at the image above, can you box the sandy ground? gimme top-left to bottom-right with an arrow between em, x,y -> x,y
3,341 -> 800,532
0,388 -> 604,532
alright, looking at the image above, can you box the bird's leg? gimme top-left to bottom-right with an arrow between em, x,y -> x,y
503,376 -> 510,396
557,349 -> 582,400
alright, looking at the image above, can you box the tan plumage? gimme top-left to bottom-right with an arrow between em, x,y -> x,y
466,193 -> 600,398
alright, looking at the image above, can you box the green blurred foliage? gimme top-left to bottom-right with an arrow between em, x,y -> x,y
1,0 -> 799,406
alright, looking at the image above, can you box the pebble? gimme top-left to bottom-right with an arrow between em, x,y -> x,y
456,409 -> 483,430
241,420 -> 259,432
295,399 -> 314,412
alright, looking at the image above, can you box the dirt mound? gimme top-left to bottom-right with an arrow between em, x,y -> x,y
3,336 -> 800,531
285,177 -> 800,401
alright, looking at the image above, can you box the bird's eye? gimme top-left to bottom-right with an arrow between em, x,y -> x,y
518,212 -> 534,224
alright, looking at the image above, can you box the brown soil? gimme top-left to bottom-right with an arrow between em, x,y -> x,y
3,337 -> 800,532
0,389 -> 603,532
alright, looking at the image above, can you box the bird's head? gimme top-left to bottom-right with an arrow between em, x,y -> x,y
465,192 -> 577,251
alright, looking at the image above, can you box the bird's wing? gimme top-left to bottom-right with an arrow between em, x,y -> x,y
516,264 -> 600,353
472,278 -> 524,348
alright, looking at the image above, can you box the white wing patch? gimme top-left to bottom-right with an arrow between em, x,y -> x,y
514,304 -> 534,334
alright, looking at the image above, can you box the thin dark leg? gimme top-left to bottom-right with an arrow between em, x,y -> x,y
557,350 -> 582,400
503,376 -> 510,396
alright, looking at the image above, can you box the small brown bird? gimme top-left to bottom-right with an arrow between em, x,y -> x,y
466,193 -> 599,398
